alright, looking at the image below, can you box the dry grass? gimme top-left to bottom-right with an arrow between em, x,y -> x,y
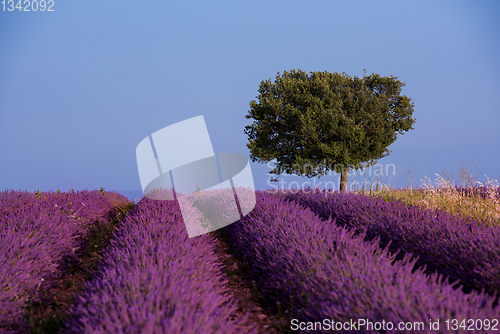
362,173 -> 500,227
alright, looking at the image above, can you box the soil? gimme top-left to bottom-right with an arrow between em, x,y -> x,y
210,230 -> 291,334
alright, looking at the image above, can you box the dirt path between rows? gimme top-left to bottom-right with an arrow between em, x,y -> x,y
211,230 -> 291,334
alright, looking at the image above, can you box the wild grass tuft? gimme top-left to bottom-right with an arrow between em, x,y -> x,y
358,161 -> 500,227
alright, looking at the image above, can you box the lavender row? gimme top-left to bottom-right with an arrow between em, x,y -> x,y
275,188 -> 500,297
0,189 -> 130,228
454,184 -> 500,200
223,191 -> 499,333
0,189 -> 130,333
64,197 -> 255,334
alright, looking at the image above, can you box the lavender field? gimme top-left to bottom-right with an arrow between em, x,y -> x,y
1,186 -> 500,333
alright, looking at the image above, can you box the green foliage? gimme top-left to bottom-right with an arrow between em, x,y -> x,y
244,69 -> 416,182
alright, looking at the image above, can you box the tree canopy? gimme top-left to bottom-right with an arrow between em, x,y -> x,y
244,69 -> 416,191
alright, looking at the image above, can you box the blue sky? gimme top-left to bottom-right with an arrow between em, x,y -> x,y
1,0 -> 499,200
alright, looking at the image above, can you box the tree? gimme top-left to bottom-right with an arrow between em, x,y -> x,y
244,69 -> 416,191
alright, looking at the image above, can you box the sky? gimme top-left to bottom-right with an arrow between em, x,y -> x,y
1,0 -> 499,201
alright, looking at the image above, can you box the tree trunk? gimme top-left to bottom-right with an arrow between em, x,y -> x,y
340,167 -> 348,192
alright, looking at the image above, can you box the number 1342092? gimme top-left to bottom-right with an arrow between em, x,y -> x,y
2,0 -> 54,11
